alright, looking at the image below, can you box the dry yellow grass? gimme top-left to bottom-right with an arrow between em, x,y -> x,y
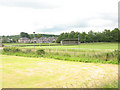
1,55 -> 118,88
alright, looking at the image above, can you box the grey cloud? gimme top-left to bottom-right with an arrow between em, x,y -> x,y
36,25 -> 68,33
36,22 -> 88,33
100,13 -> 117,23
35,15 -> 117,33
0,0 -> 58,9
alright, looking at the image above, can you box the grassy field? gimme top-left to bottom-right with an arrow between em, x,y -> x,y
2,42 -> 119,64
3,43 -> 60,46
17,42 -> 118,50
3,42 -> 118,49
1,55 -> 118,88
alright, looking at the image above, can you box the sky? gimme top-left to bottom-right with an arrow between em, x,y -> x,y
0,0 -> 119,35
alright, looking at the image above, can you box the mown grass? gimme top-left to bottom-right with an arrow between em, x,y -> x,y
18,42 -> 118,50
3,43 -> 60,46
1,55 -> 118,88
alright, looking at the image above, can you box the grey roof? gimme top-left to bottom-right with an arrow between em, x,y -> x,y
19,37 -> 29,40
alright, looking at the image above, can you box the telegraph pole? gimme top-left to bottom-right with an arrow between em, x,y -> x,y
0,36 -> 2,47
78,33 -> 80,52
33,32 -> 35,49
78,33 -> 80,45
49,41 -> 50,49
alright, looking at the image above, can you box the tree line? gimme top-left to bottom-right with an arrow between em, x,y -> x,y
56,28 -> 120,43
1,28 -> 119,43
20,32 -> 58,39
1,32 -> 58,43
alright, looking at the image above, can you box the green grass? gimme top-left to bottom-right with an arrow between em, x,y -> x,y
3,42 -> 118,49
17,42 -> 118,50
1,55 -> 118,88
2,42 -> 119,64
2,49 -> 118,64
3,43 -> 60,46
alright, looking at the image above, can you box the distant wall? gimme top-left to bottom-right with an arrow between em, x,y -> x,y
0,43 -> 4,47
61,40 -> 78,45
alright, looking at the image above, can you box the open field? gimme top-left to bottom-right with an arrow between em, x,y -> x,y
18,42 -> 118,50
3,42 -> 118,50
3,43 -> 60,46
2,42 -> 119,64
1,55 -> 118,88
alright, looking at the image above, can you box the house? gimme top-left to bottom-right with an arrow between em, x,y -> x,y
6,38 -> 13,43
18,37 -> 58,43
39,37 -> 48,43
48,37 -> 58,43
0,44 -> 4,47
31,37 -> 58,43
61,39 -> 79,45
0,38 -> 2,43
30,38 -> 38,43
0,38 -> 4,47
18,37 -> 30,43
0,38 -> 2,47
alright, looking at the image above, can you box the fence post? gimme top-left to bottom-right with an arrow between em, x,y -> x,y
66,48 -> 67,53
74,49 -> 75,56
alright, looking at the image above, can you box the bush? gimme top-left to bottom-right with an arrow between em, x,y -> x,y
114,49 -> 120,63
3,47 -> 20,52
24,49 -> 32,53
63,53 -> 71,57
36,49 -> 45,55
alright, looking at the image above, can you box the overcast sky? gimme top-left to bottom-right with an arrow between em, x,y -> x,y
0,0 -> 118,35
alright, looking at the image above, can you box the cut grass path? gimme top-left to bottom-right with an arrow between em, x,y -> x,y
1,55 -> 118,88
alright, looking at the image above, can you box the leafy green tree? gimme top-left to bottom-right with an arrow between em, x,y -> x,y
68,31 -> 75,39
56,33 -> 64,43
111,28 -> 119,42
103,29 -> 111,42
54,28 -> 120,43
20,32 -> 30,38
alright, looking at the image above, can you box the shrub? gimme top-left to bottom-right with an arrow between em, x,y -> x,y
25,49 -> 32,53
3,47 -> 20,52
36,49 -> 45,55
63,53 -> 71,57
113,49 -> 120,63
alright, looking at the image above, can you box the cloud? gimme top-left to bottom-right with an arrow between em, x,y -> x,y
36,21 -> 88,31
0,0 -> 118,35
0,0 -> 58,9
35,14 -> 117,34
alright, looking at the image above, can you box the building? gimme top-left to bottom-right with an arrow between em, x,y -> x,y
18,37 -> 30,43
6,38 -> 13,43
61,39 -> 79,45
47,37 -> 58,43
0,38 -> 2,43
0,38 -> 12,43
0,38 -> 2,47
39,37 -> 48,43
0,38 -> 4,47
30,38 -> 38,43
18,37 -> 58,43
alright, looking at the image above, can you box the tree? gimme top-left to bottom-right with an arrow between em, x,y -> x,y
56,28 -> 119,43
20,32 -> 30,38
68,31 -> 75,39
111,28 -> 119,42
103,29 -> 112,42
79,32 -> 86,43
56,33 -> 64,43
85,30 -> 94,42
